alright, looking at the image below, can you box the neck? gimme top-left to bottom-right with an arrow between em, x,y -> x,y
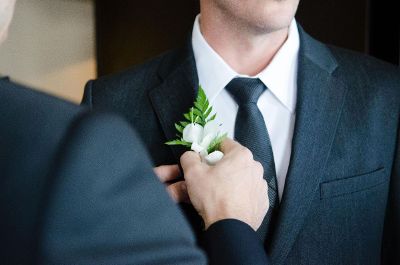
199,13 -> 289,76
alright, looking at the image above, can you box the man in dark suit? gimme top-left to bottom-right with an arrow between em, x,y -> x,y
82,0 -> 400,264
1,1 -> 271,264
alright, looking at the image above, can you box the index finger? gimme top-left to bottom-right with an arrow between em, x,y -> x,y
154,165 -> 181,183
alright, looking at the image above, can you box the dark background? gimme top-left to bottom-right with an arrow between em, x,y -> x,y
95,0 -> 399,76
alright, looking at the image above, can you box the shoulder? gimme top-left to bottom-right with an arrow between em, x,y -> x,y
0,80 -> 81,115
50,111 -> 156,193
0,80 -> 85,146
324,45 -> 400,114
328,46 -> 400,93
82,43 -> 193,117
61,111 -> 147,163
86,47 -> 185,98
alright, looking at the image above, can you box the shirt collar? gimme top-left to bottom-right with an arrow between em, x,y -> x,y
192,15 -> 299,113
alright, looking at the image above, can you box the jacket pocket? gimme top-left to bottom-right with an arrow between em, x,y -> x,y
320,167 -> 387,199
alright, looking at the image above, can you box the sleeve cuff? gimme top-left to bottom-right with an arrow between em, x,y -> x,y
202,219 -> 269,265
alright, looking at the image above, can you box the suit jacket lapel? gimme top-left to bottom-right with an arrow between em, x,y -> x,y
268,28 -> 348,264
149,42 -> 199,161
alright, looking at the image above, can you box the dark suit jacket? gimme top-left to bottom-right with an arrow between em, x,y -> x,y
83,27 -> 400,265
0,79 -> 268,265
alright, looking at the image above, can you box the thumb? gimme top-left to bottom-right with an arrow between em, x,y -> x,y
180,151 -> 202,172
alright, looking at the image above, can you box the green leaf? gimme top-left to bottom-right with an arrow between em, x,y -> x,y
190,107 -> 195,123
194,101 -> 204,112
180,121 -> 189,127
204,106 -> 213,120
208,113 -> 217,122
165,139 -> 192,148
192,108 -> 203,118
197,86 -> 206,103
207,133 -> 228,153
194,116 -> 203,125
204,100 -> 209,112
175,123 -> 184,133
202,88 -> 210,108
184,113 -> 191,122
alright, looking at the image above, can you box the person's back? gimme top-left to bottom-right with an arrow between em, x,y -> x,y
0,79 -> 206,264
0,78 -> 82,263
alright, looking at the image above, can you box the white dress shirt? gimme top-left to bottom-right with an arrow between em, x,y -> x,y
192,15 -> 300,200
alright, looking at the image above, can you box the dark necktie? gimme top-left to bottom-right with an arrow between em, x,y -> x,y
226,77 -> 279,243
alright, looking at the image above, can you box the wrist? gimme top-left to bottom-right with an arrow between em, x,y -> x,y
203,207 -> 254,231
202,206 -> 229,230
204,216 -> 225,230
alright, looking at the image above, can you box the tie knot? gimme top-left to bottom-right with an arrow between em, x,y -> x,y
226,78 -> 266,105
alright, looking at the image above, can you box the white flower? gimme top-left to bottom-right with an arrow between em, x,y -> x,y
183,123 -> 203,144
205,151 -> 224,165
182,121 -> 224,164
191,142 -> 208,157
200,133 -> 214,151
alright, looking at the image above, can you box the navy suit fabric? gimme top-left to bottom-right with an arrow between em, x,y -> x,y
0,80 -> 206,265
83,27 -> 400,264
203,219 -> 270,265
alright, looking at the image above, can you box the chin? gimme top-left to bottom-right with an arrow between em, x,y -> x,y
238,5 -> 297,34
247,16 -> 293,34
257,1 -> 298,30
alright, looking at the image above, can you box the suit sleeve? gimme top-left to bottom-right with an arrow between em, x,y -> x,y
203,219 -> 269,265
81,80 -> 93,107
383,124 -> 400,264
38,112 -> 206,265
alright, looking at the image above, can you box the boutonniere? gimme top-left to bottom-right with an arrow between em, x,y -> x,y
166,86 -> 227,165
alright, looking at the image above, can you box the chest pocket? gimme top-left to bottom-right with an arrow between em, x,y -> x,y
320,167 -> 387,199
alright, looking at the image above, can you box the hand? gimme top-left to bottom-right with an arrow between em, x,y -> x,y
153,165 -> 190,203
181,138 -> 269,231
